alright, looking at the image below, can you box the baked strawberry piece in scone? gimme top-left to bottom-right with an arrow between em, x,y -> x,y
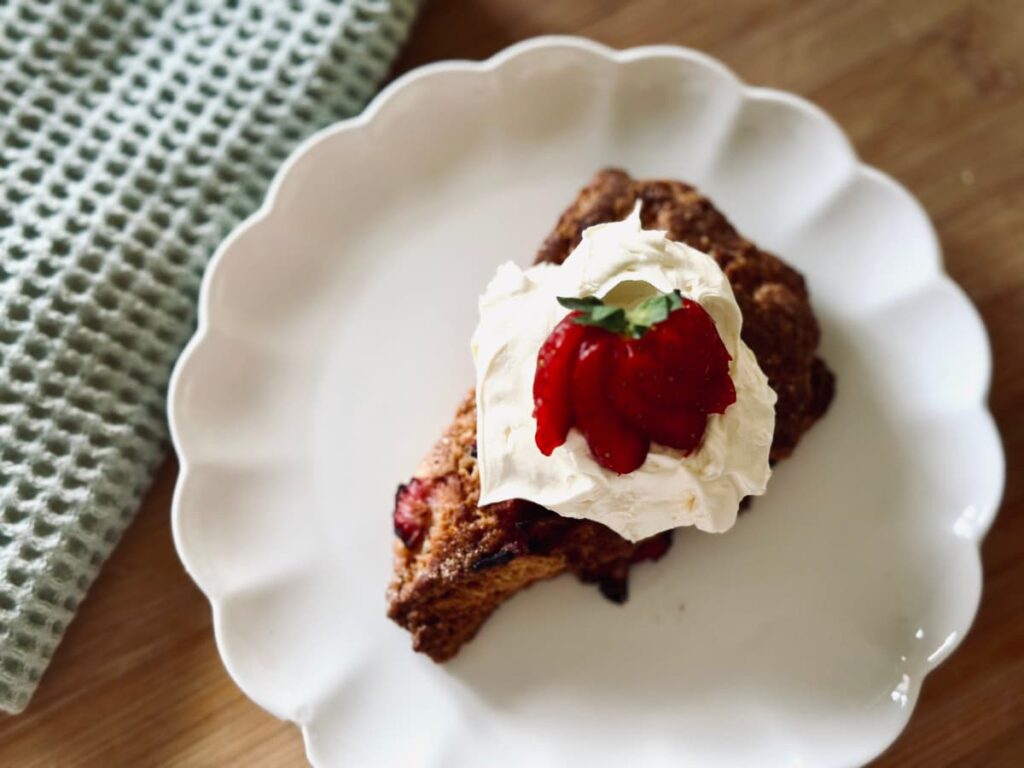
387,169 -> 834,662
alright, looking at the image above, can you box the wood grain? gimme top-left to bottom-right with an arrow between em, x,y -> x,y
1,0 -> 1021,765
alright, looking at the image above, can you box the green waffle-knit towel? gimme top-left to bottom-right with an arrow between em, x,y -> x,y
0,0 -> 420,714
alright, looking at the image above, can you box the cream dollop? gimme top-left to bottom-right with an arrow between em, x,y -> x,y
471,205 -> 776,541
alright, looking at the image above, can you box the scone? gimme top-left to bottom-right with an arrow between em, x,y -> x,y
387,169 -> 834,662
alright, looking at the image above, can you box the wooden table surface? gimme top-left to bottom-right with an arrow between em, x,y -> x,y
1,1 -> 1021,765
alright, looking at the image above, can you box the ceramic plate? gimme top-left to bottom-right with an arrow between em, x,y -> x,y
169,37 -> 1004,767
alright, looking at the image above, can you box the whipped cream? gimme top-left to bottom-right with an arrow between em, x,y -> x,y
471,205 -> 776,541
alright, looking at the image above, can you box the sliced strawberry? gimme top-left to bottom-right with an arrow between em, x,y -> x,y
605,298 -> 734,453
640,299 -> 735,415
644,407 -> 708,453
606,341 -> 659,429
533,313 -> 588,455
699,371 -> 736,415
608,347 -> 709,452
571,329 -> 649,474
534,291 -> 737,472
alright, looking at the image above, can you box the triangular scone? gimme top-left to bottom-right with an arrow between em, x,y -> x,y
387,170 -> 834,662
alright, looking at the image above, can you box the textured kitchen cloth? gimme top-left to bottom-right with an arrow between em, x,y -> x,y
0,0 -> 420,713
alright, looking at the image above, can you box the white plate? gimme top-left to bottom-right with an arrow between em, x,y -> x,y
169,37 -> 1004,768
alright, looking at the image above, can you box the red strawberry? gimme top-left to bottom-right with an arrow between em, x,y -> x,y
607,349 -> 710,453
643,406 -> 708,454
571,329 -> 650,473
643,300 -> 735,412
533,312 -> 587,455
532,290 -> 736,473
607,341 -> 659,415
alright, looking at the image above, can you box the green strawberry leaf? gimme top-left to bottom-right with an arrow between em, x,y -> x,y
557,289 -> 684,338
573,305 -> 628,334
626,290 -> 683,336
557,296 -> 604,311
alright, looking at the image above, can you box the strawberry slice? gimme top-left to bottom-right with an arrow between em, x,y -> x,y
645,408 -> 708,453
645,300 -> 735,413
605,298 -> 734,453
571,329 -> 649,473
608,340 -> 667,417
607,341 -> 659,426
533,313 -> 587,455
607,344 -> 709,453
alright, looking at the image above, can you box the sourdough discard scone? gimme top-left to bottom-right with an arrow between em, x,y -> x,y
388,169 -> 834,662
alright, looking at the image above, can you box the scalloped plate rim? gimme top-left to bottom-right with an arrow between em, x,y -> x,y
168,35 -> 1005,766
